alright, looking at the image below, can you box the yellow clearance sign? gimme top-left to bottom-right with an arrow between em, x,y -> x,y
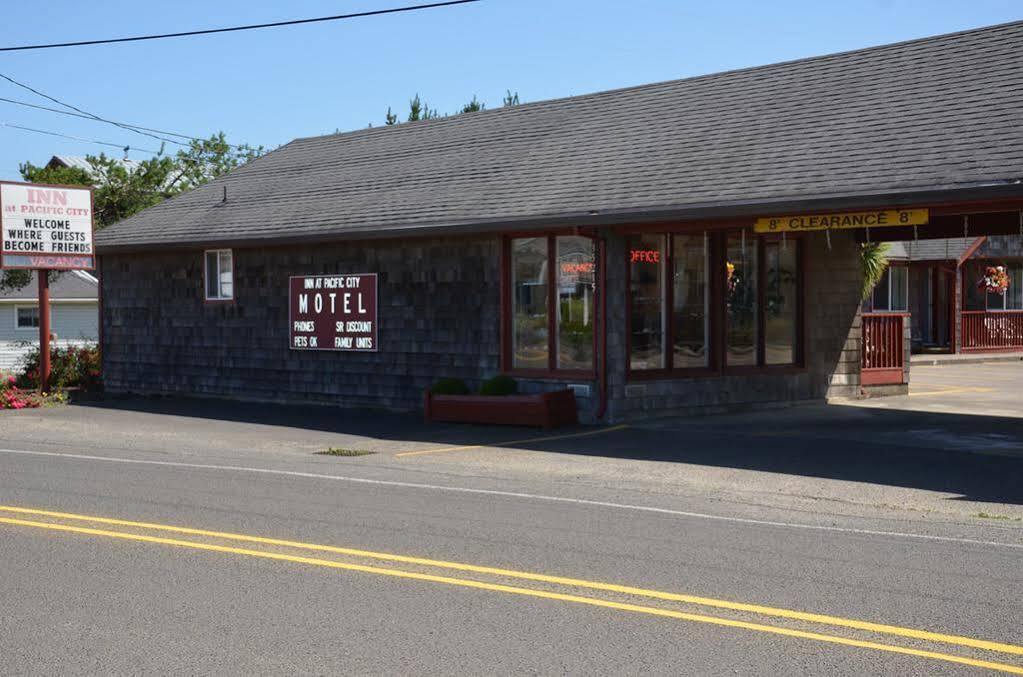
754,209 -> 929,234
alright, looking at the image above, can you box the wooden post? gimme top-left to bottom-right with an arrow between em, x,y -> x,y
949,263 -> 957,355
38,270 -> 51,392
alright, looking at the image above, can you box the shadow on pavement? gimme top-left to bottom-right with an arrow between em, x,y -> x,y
74,396 -> 1023,506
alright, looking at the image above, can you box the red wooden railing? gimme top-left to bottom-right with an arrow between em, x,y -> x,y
961,311 -> 1023,352
862,313 -> 906,386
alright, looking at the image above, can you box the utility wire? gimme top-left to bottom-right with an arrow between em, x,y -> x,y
0,1 -> 481,52
0,71 -> 184,147
0,95 -> 198,142
0,120 -> 162,154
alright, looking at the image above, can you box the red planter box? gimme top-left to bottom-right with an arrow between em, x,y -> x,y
424,389 -> 578,429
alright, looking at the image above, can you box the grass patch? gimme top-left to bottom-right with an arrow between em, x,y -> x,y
316,447 -> 376,457
975,512 -> 1022,521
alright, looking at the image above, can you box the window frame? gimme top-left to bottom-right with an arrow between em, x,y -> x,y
626,232 -> 718,378
1004,261 -> 1023,311
868,262 -> 909,312
14,304 -> 41,331
501,233 -> 598,379
203,249 -> 235,303
626,230 -> 805,380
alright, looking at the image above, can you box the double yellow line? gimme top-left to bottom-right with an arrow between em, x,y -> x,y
2,505 -> 1021,674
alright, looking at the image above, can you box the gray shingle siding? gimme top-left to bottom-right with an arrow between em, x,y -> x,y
977,235 -> 1023,258
100,230 -> 863,421
100,237 -> 592,414
96,21 -> 1023,252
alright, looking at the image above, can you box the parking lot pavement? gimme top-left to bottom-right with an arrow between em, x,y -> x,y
850,360 -> 1023,418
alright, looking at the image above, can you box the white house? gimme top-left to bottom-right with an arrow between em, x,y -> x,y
0,270 -> 98,373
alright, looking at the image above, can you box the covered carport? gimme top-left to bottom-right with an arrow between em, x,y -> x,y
845,200 -> 1023,393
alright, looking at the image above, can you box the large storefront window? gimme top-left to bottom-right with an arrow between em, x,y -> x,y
629,234 -> 666,370
508,235 -> 595,373
511,238 -> 549,369
557,236 -> 596,369
725,234 -> 758,366
765,241 -> 798,365
673,234 -> 709,369
628,230 -> 802,376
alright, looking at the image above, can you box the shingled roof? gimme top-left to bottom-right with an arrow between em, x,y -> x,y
96,20 -> 1023,252
0,271 -> 97,301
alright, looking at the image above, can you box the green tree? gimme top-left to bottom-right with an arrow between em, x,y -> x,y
170,132 -> 263,191
2,132 -> 262,292
407,94 -> 438,122
860,242 -> 891,300
461,96 -> 485,113
384,90 -> 520,125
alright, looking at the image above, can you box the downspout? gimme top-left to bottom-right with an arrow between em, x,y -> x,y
952,236 -> 985,354
96,255 -> 104,360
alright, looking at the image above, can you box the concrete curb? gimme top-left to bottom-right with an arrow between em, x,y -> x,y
911,354 -> 1023,367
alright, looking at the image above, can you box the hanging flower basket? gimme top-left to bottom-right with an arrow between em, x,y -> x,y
977,265 -> 1010,295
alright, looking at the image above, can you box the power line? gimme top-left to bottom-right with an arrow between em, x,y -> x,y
0,1 -> 481,52
0,120 -> 162,155
0,72 -> 184,147
0,94 -> 225,146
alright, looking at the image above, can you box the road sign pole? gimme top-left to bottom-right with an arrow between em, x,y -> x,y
38,270 -> 51,392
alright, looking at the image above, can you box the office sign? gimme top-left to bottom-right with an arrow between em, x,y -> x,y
289,274 -> 378,351
1,181 -> 95,270
754,208 -> 928,234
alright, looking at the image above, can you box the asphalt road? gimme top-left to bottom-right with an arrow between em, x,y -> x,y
2,365 -> 1022,675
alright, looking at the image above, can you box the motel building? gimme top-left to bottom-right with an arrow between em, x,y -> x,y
94,22 -> 1023,424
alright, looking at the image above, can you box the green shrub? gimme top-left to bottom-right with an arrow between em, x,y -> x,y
315,447 -> 375,457
430,377 -> 470,395
18,344 -> 102,391
479,375 -> 518,396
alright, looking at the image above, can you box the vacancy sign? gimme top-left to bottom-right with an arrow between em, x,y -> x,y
1,182 -> 95,270
289,274 -> 378,351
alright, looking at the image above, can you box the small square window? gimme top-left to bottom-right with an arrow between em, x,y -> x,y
16,306 -> 40,329
204,249 -> 234,301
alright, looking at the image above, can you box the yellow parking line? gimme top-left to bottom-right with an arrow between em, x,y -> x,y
394,424 -> 629,458
909,387 -> 995,397
1,505 -> 1021,659
2,515 -> 1022,674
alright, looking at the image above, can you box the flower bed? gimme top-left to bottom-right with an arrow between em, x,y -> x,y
16,344 -> 102,392
1,375 -> 47,409
424,388 -> 578,429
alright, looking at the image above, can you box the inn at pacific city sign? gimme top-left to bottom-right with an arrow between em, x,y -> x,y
754,208 -> 929,233
1,181 -> 96,392
1,181 -> 95,270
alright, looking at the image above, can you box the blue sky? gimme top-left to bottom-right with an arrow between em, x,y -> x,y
0,1 -> 1020,180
